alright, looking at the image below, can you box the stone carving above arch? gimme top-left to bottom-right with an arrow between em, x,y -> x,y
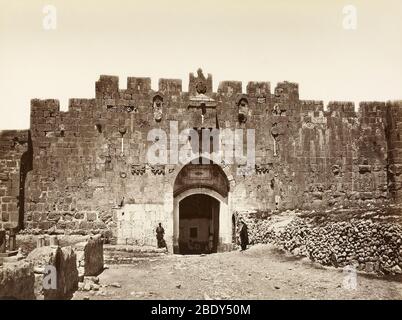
174,188 -> 228,205
173,157 -> 230,198
236,95 -> 249,124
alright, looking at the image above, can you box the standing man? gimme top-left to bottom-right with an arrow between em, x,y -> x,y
208,233 -> 214,253
239,220 -> 249,251
156,223 -> 165,248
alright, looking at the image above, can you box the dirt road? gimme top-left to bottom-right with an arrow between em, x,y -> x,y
73,244 -> 402,300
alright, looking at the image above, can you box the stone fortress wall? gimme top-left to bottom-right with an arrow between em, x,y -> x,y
1,69 -> 402,248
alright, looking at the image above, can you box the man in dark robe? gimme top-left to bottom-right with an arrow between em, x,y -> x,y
239,220 -> 249,251
156,223 -> 165,248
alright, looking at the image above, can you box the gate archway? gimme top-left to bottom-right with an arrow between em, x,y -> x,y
172,157 -> 232,254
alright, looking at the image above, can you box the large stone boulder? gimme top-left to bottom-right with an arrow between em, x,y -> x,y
26,245 -> 78,300
75,234 -> 104,276
0,261 -> 35,300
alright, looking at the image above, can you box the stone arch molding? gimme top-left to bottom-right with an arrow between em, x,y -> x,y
175,188 -> 227,205
172,156 -> 230,198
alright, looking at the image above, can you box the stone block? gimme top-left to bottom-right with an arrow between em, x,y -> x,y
126,77 -> 151,94
1,212 -> 9,222
86,212 -> 97,222
74,212 -> 84,220
159,79 -> 182,94
95,75 -> 119,99
246,81 -> 270,97
217,81 -> 242,97
27,245 -> 78,300
0,261 -> 35,300
365,262 -> 375,273
74,234 -> 104,277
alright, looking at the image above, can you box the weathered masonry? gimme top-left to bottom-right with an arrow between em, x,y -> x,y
1,69 -> 402,253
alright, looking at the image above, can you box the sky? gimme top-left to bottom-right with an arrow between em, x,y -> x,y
0,0 -> 401,129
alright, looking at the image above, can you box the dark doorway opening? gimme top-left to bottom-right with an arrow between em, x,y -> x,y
178,194 -> 219,254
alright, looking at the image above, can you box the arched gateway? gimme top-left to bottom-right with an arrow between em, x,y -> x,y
173,157 -> 232,254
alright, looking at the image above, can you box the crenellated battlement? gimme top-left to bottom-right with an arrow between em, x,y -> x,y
327,101 -> 356,117
359,101 -> 388,116
95,75 -> 119,99
246,82 -> 271,97
300,100 -> 324,112
217,81 -> 243,96
94,72 -> 289,99
30,72 -> 402,132
274,81 -> 299,101
158,79 -> 182,95
29,71 -> 402,144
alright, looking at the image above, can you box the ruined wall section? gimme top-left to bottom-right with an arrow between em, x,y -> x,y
0,130 -> 30,229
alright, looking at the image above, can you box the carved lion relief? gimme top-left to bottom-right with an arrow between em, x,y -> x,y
152,94 -> 164,122
237,97 -> 249,123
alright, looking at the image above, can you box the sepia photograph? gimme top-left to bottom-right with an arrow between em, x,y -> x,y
0,0 -> 401,313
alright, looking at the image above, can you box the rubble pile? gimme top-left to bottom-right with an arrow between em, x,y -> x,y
282,219 -> 401,274
239,211 -> 402,275
241,217 -> 277,245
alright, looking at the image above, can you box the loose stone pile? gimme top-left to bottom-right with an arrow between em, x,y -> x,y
238,211 -> 402,275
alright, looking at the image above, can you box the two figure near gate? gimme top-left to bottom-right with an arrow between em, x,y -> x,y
155,220 -> 249,251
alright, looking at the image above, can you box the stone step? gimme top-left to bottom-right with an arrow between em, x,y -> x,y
104,256 -> 161,265
103,245 -> 167,265
105,251 -> 168,257
103,244 -> 167,254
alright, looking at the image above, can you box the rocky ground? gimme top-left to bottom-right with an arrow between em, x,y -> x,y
72,244 -> 402,300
